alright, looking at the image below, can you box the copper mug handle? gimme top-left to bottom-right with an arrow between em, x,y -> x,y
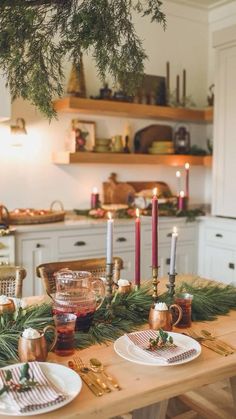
43,325 -> 57,352
169,304 -> 182,327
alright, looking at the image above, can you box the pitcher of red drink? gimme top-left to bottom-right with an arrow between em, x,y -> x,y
51,270 -> 105,332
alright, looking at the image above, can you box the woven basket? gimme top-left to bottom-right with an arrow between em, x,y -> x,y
0,201 -> 65,225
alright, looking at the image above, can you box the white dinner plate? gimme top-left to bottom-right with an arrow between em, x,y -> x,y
0,362 -> 82,416
114,331 -> 201,366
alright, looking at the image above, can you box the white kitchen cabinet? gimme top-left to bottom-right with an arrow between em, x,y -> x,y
142,220 -> 198,280
212,26 -> 236,217
16,234 -> 56,296
15,218 -> 198,296
198,217 -> 236,284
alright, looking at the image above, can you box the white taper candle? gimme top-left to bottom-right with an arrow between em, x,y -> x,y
169,226 -> 178,275
106,212 -> 114,264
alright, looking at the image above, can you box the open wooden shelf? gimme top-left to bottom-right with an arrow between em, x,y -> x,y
52,151 -> 212,167
54,97 -> 213,123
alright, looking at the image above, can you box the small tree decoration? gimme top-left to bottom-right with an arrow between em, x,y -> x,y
67,54 -> 86,98
0,1 -> 166,119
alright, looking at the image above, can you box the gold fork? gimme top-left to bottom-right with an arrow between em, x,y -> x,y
68,360 -> 103,397
186,329 -> 230,356
74,356 -> 111,393
201,330 -> 235,354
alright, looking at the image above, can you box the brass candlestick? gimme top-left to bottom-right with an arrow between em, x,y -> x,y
167,272 -> 177,297
105,262 -> 114,306
152,266 -> 159,303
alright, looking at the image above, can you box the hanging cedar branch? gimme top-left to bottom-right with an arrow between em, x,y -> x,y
0,0 -> 166,119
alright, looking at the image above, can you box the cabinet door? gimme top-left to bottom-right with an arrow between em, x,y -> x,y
118,250 -> 135,281
213,43 -> 236,216
19,238 -> 54,296
175,244 -> 197,275
204,246 -> 235,284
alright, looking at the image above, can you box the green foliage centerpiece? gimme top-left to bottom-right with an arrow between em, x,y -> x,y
0,278 -> 236,367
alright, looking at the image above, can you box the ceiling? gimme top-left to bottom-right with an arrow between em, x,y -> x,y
171,0 -> 234,9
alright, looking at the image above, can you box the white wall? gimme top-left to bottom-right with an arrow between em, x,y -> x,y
0,1 -> 210,210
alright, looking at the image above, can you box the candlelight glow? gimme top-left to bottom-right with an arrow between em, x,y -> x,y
92,187 -> 98,194
180,190 -> 185,197
185,162 -> 190,170
107,211 -> 112,220
153,187 -> 158,197
173,226 -> 178,234
136,208 -> 140,218
176,171 -> 181,178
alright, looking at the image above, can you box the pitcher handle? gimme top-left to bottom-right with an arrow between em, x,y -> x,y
43,325 -> 58,352
91,278 -> 105,311
170,304 -> 182,327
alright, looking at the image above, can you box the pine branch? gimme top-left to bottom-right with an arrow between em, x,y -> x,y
0,0 -> 166,118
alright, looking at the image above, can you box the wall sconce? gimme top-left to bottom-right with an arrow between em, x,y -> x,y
11,118 -> 27,135
10,118 -> 27,146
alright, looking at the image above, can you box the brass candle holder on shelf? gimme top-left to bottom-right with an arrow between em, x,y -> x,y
152,266 -> 159,303
166,272 -> 177,297
105,262 -> 114,306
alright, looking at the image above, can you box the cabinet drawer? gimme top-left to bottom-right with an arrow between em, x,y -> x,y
58,232 -> 106,255
113,229 -> 135,250
205,227 -> 236,247
144,226 -> 196,245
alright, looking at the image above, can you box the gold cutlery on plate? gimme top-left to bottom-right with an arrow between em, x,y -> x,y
68,360 -> 103,397
73,356 -> 111,393
89,358 -> 122,391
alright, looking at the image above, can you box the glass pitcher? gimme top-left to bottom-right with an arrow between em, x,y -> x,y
52,269 -> 105,332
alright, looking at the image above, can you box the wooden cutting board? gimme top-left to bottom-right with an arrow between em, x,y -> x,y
134,124 -> 173,153
103,174 -> 172,204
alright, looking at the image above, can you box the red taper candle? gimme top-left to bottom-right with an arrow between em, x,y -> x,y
185,162 -> 190,198
152,188 -> 158,267
135,208 -> 141,287
178,190 -> 185,211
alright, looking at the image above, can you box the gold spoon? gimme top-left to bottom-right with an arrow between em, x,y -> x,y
90,358 -> 121,390
201,330 -> 235,353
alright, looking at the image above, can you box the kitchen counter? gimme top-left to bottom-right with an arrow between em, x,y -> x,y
10,214 -> 194,234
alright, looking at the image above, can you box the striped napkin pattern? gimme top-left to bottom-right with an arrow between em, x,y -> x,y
126,330 -> 197,363
0,362 -> 67,413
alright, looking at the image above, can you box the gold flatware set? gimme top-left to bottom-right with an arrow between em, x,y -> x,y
186,329 -> 235,356
68,356 -> 121,397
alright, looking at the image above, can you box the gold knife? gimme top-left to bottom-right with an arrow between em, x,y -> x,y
68,361 -> 103,397
199,340 -> 229,356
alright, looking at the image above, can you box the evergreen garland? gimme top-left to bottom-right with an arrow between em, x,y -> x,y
0,1 -> 166,119
0,279 -> 236,366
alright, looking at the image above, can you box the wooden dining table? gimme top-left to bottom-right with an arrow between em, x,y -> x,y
1,275 -> 236,419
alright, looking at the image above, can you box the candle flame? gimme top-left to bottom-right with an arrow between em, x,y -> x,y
153,187 -> 158,197
136,208 -> 140,218
173,226 -> 178,234
92,186 -> 98,194
180,190 -> 185,197
176,170 -> 181,178
185,162 -> 190,170
107,211 -> 112,220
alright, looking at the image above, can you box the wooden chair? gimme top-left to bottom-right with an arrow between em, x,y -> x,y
36,257 -> 124,295
0,265 -> 26,298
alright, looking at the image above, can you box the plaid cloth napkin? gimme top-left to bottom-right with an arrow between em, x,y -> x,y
126,330 -> 197,364
0,361 -> 67,413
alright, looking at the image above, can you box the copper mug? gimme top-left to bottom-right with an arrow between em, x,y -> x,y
18,325 -> 57,362
149,304 -> 182,331
0,299 -> 15,314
